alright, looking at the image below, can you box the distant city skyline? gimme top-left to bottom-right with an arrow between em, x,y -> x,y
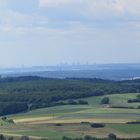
0,0 -> 140,67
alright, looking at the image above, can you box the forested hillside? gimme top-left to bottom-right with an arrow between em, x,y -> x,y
0,76 -> 140,115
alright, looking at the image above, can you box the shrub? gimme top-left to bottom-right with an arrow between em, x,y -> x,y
0,134 -> 6,140
20,136 -> 29,140
101,97 -> 109,104
7,119 -> 15,124
84,135 -> 96,140
55,123 -> 62,126
62,136 -> 71,140
108,133 -> 117,140
126,121 -> 140,124
137,94 -> 140,99
8,137 -> 14,140
78,100 -> 88,105
1,116 -> 7,121
90,123 -> 105,128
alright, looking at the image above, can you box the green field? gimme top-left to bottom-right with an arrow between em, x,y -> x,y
1,93 -> 140,140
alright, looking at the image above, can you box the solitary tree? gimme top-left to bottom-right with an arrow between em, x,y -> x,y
101,97 -> 110,104
108,133 -> 117,140
137,94 -> 140,99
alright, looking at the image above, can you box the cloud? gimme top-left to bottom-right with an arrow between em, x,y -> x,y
0,8 -> 48,35
39,0 -> 79,7
0,0 -> 9,14
0,0 -> 8,6
0,0 -> 139,66
39,0 -> 140,17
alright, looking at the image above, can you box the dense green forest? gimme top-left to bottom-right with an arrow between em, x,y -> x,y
0,76 -> 140,115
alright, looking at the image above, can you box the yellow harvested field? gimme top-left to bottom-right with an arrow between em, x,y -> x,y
35,118 -> 133,124
15,116 -> 54,123
16,117 -> 133,124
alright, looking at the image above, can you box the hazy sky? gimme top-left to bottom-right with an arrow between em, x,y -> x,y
0,0 -> 140,67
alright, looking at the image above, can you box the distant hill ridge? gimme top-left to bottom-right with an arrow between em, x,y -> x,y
1,63 -> 140,80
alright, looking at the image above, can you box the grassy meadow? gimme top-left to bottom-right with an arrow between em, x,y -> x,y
0,93 -> 138,139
